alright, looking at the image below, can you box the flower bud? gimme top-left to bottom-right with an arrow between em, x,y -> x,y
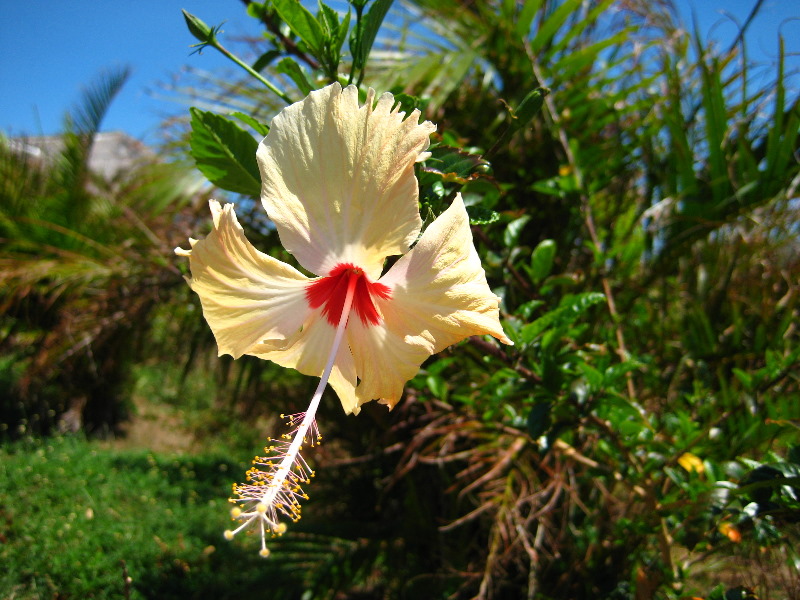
182,10 -> 213,43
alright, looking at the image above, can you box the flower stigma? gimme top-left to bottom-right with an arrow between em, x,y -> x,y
306,263 -> 391,326
224,267 -> 361,556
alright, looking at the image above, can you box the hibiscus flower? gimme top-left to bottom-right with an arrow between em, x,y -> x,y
176,83 -> 511,555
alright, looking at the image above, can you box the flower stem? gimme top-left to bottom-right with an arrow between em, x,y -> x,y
214,42 -> 293,105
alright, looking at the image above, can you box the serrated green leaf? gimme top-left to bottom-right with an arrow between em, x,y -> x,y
391,93 -> 429,116
231,112 -> 270,137
530,239 -> 556,283
520,292 -> 605,344
318,3 -> 340,35
276,57 -> 314,95
189,108 -> 260,196
422,146 -> 490,184
466,205 -> 500,225
272,0 -> 325,54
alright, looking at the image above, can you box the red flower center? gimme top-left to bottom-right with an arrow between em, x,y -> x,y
305,263 -> 391,327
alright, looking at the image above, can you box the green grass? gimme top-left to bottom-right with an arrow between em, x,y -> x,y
0,435 -> 310,599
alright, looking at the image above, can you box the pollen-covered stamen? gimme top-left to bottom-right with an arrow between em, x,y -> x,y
281,411 -> 322,445
226,270 -> 359,555
306,263 -> 391,326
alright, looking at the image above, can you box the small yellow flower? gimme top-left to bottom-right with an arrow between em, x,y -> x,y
177,83 -> 511,555
677,452 -> 704,474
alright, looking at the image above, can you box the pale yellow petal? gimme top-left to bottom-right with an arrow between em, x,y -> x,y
250,315 -> 359,415
348,194 -> 511,407
177,200 -> 311,359
379,193 -> 512,351
257,83 -> 436,279
347,317 -> 433,410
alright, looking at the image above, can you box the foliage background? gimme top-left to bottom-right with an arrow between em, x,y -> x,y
1,0 -> 798,598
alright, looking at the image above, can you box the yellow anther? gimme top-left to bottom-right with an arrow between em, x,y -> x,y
224,530 -> 234,541
259,547 -> 271,558
230,507 -> 242,518
275,523 -> 287,534
256,502 -> 267,514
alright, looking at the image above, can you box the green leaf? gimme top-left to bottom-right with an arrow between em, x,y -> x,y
272,0 -> 325,54
318,3 -> 340,35
392,93 -> 429,116
335,9 -> 352,56
530,239 -> 556,283
520,292 -> 605,344
604,361 -> 642,384
515,0 -> 544,38
357,0 -> 393,69
246,2 -> 267,19
252,49 -> 282,73
515,299 -> 544,320
528,0 -> 583,56
732,367 -> 753,391
422,146 -> 490,184
276,57 -> 314,95
426,375 -> 448,400
466,205 -> 500,225
549,0 -> 616,53
189,108 -> 260,196
230,112 -> 270,137
503,215 -> 531,247
577,363 -> 603,390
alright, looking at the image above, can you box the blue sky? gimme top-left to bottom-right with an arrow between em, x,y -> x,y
1,1 -> 796,146
0,1 -> 261,144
